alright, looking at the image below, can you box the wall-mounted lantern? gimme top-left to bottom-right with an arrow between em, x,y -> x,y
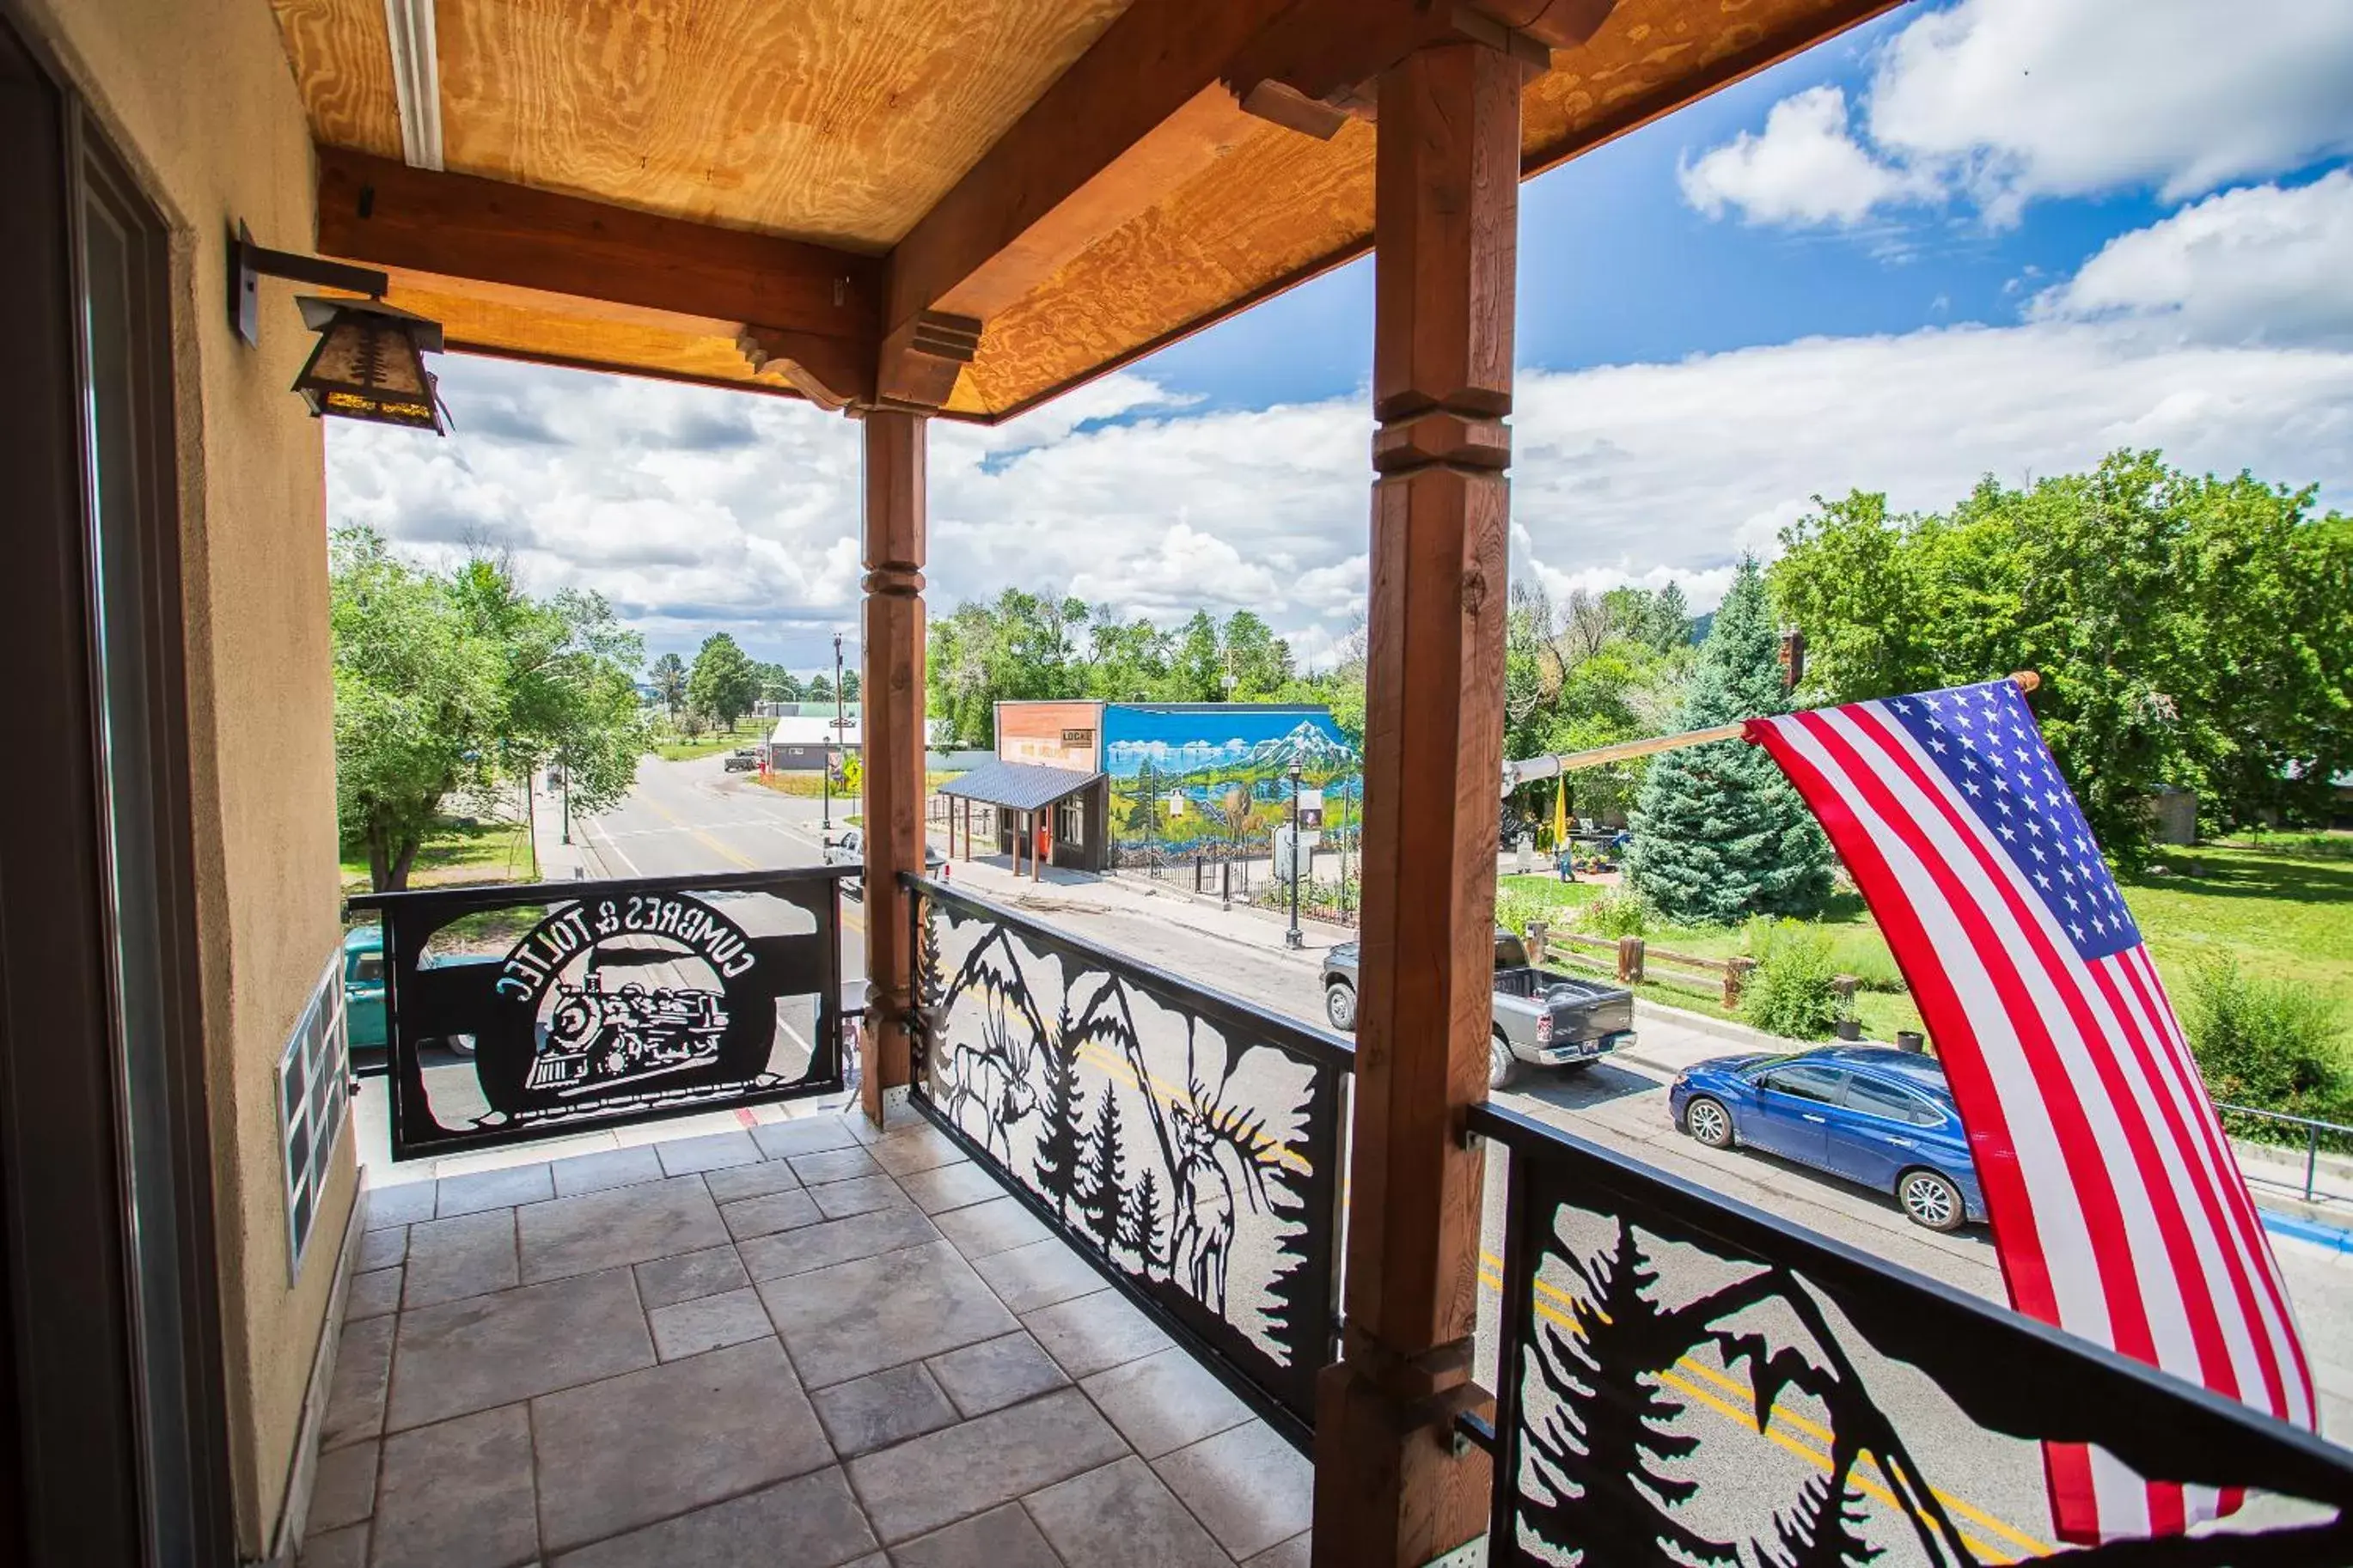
229,223 -> 448,435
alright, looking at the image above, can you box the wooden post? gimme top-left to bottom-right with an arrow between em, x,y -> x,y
859,408 -> 926,1126
1723,955 -> 1757,1010
1315,36 -> 1519,1568
1617,935 -> 1644,985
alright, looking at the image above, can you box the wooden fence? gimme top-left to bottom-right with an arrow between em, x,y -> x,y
1527,923 -> 1863,1015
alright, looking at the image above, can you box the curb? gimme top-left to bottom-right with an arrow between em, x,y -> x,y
1631,998 -> 1790,1054
2257,1205 -> 2353,1254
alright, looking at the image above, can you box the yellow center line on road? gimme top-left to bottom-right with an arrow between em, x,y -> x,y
626,795 -> 864,934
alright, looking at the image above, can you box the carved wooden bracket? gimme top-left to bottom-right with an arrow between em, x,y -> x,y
735,326 -> 874,411
874,310 -> 981,411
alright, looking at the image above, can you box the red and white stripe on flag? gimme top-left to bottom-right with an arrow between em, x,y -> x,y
1745,680 -> 2315,1544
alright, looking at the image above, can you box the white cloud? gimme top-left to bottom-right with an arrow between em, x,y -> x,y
332,304 -> 2353,667
2028,171 -> 2353,346
1684,0 -> 2353,229
1678,86 -> 1932,228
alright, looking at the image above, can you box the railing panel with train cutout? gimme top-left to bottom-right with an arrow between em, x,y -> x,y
903,873 -> 1354,1449
1465,1100 -> 2353,1567
349,866 -> 857,1161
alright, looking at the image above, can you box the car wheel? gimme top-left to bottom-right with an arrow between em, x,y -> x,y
1898,1168 -> 1965,1233
1684,1095 -> 1734,1149
448,1033 -> 476,1058
1323,980 -> 1357,1033
1488,1034 -> 1519,1091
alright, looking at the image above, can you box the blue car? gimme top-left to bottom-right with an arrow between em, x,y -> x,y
1667,1045 -> 1985,1232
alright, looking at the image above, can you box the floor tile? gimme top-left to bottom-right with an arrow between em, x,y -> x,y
308,1438 -> 377,1533
974,1236 -> 1103,1315
388,1267 -> 653,1431
869,1123 -> 968,1179
1023,1288 -> 1172,1380
924,1332 -> 1069,1419
896,1162 -> 1005,1215
1081,1346 -> 1252,1458
751,1118 -> 860,1159
1152,1422 -> 1312,1560
805,1174 -> 903,1220
402,1210 -> 518,1310
700,1159 -> 804,1205
347,1266 -> 402,1321
321,1314 -> 394,1450
649,1286 -> 773,1360
720,1187 -> 822,1242
297,1522 -> 367,1568
761,1241 -> 1016,1388
552,1146 -> 665,1197
370,1404 -> 537,1568
553,1466 -> 877,1568
634,1245 -> 749,1310
358,1226 -> 407,1272
809,1362 -> 957,1457
931,1196 -> 1050,1261
886,1503 -> 1060,1568
787,1147 -> 882,1186
365,1182 -> 436,1230
736,1207 -> 939,1283
437,1163 -> 553,1217
655,1132 -> 763,1175
1244,1533 -> 1311,1568
532,1338 -> 831,1554
846,1387 -> 1126,1544
517,1176 -> 728,1283
1025,1455 -> 1231,1568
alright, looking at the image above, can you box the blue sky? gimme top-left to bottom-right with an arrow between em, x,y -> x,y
330,0 -> 2353,671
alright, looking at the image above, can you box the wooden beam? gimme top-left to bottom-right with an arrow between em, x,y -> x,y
1315,36 -> 1519,1568
859,410 -> 927,1125
315,148 -> 880,364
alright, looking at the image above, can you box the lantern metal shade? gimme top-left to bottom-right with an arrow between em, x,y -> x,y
290,296 -> 448,433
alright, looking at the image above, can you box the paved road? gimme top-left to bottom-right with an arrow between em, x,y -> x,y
574,758 -> 2351,1557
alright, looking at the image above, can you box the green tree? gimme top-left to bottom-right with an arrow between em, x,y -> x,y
649,651 -> 688,716
840,669 -> 861,702
688,632 -> 760,729
1221,610 -> 1295,697
805,672 -> 834,704
1625,558 -> 1834,923
1165,610 -> 1225,701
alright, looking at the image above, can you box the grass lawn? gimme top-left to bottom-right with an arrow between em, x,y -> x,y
1497,831 -> 2353,1050
339,816 -> 534,898
754,770 -> 963,799
651,717 -> 767,761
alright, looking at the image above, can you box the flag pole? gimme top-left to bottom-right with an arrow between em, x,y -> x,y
1500,670 -> 2040,795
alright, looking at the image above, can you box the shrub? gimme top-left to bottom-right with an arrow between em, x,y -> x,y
1580,888 -> 1652,938
1494,887 -> 1546,939
1739,919 -> 1843,1040
2183,960 -> 2353,1138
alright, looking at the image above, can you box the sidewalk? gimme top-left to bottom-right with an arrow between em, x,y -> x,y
530,774 -> 600,882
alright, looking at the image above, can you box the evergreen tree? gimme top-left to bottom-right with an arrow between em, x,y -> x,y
1030,1009 -> 1084,1217
1521,1222 -> 1737,1565
1258,1075 -> 1332,1366
1120,1169 -> 1165,1275
1760,1472 -> 1881,1568
1074,1084 -> 1128,1250
1625,557 -> 1834,923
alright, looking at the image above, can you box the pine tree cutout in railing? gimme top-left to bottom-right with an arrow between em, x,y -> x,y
1763,1472 -> 1883,1568
1256,1061 -> 1332,1368
1075,1083 -> 1129,1253
1031,1004 -> 1084,1220
1519,1218 -> 1740,1565
1121,1168 -> 1167,1279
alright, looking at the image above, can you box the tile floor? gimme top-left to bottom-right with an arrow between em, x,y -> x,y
303,1105 -> 1314,1568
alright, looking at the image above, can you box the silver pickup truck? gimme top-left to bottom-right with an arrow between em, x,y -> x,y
1321,929 -> 1636,1090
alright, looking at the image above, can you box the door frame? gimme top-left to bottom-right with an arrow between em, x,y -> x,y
0,7 -> 236,1562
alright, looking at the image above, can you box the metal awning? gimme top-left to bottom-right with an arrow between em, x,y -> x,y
936,760 -> 1102,813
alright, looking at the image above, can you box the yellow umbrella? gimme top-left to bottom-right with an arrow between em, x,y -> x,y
1550,776 -> 1569,851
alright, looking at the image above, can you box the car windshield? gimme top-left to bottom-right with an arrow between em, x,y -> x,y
349,953 -> 384,984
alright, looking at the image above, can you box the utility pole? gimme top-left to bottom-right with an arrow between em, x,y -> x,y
559,749 -> 571,845
1285,759 -> 1304,949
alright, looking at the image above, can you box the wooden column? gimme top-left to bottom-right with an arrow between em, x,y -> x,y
1314,36 -> 1519,1568
859,408 -> 926,1125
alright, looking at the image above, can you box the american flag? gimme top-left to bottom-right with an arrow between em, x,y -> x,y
1746,678 -> 2315,1544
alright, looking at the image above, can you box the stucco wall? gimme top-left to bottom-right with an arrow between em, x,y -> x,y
13,0 -> 351,1553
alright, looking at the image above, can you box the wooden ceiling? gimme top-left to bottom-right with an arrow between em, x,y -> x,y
267,0 -> 1900,421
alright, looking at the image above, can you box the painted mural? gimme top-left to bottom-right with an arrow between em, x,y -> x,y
1099,705 -> 1361,860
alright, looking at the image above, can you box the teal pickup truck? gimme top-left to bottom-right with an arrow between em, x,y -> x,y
343,925 -> 499,1065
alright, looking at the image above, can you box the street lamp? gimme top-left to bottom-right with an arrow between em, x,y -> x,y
1284,760 -> 1304,950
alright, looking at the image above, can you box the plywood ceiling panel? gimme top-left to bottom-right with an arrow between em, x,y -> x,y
267,0 -> 403,157
385,281 -> 791,394
433,0 -> 1131,251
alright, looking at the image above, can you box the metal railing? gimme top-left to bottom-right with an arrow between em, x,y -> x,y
2215,1101 -> 2353,1205
347,865 -> 858,1161
1464,1099 -> 2353,1565
902,872 -> 1354,1450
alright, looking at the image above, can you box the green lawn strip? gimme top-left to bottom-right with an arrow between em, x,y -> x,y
339,816 -> 534,898
755,770 -> 964,800
651,719 -> 768,762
